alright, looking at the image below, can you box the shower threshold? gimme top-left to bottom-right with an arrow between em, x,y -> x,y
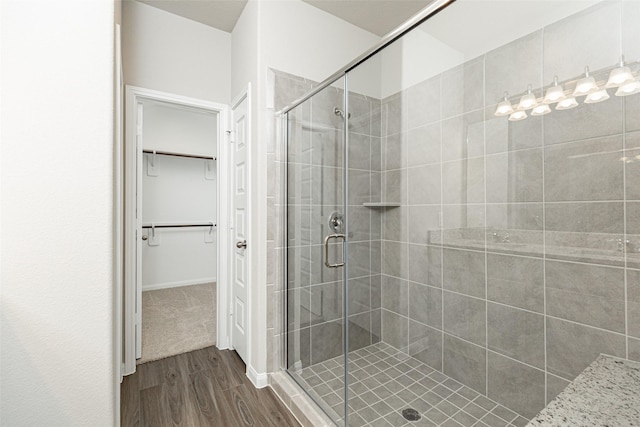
289,342 -> 530,427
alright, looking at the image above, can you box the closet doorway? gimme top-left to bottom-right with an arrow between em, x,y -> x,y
123,86 -> 230,375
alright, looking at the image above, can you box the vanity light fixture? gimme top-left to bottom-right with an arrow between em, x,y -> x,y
508,110 -> 527,121
556,97 -> 579,110
615,79 -> 640,96
494,92 -> 514,116
543,76 -> 566,104
531,104 -> 551,116
585,87 -> 610,103
496,57 -> 639,120
573,66 -> 598,96
518,84 -> 538,110
606,57 -> 634,88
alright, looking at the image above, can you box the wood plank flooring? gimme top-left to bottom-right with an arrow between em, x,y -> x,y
121,346 -> 300,427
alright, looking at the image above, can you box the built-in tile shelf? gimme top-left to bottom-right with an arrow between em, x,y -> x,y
362,202 -> 401,208
433,228 -> 634,267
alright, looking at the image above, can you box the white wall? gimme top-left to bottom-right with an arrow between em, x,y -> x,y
231,0 -> 259,102
0,0 -> 116,425
259,0 -> 379,84
141,152 -> 217,290
379,29 -> 464,98
123,0 -> 232,104
140,102 -> 218,290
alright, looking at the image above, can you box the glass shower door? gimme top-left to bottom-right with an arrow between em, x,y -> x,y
285,78 -> 349,425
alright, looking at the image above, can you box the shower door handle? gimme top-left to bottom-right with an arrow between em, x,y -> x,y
324,233 -> 346,268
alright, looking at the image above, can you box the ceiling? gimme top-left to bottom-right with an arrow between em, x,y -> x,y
301,0 -> 432,36
136,0 -> 433,36
137,0 -> 248,33
135,0 -> 601,45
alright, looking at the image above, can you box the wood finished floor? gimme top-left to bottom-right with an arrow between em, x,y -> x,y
121,346 -> 300,427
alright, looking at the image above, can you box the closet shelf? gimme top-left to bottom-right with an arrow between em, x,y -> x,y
142,149 -> 216,161
363,202 -> 401,208
142,222 -> 216,229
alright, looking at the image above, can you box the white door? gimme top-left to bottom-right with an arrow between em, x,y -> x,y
123,94 -> 145,376
230,93 -> 249,362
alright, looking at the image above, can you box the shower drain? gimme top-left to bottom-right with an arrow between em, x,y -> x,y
401,408 -> 421,422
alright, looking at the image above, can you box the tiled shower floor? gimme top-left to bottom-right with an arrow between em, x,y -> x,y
290,342 -> 531,427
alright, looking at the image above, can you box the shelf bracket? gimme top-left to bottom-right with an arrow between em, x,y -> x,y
147,150 -> 159,177
148,223 -> 161,246
205,159 -> 215,180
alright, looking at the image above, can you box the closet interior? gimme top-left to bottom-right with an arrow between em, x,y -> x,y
137,98 -> 218,364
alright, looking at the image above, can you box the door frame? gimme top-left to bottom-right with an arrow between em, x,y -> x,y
228,84 -> 253,374
121,85 -> 229,376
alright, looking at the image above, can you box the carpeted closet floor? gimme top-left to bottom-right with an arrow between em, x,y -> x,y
139,282 -> 216,364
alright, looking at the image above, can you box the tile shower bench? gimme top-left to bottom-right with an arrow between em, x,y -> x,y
527,355 -> 640,426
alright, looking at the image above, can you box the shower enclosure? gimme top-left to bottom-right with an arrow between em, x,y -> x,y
283,0 -> 640,425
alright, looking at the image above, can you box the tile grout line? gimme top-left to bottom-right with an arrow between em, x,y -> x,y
620,2 -> 629,363
406,93 -> 411,364
541,25 -> 549,405
309,97 -> 315,371
483,54 -> 490,399
439,65 -> 446,380
403,92 -> 411,363
622,25 -> 629,361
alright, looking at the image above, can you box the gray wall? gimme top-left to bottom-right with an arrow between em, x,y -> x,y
377,0 -> 640,419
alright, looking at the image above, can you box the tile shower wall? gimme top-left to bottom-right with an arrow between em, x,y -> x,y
377,0 -> 640,420
269,70 -> 383,376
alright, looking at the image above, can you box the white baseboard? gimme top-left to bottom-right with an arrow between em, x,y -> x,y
216,336 -> 230,350
247,365 -> 268,389
142,277 -> 216,292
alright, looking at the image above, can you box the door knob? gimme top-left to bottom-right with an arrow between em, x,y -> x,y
236,240 -> 247,249
142,235 -> 148,241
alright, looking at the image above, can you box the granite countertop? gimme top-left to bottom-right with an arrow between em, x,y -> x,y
527,355 -> 640,427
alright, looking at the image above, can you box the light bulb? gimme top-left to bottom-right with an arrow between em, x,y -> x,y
494,92 -> 514,116
606,57 -> 634,88
615,79 -> 640,96
585,88 -> 610,104
543,76 -> 566,104
573,66 -> 597,96
531,104 -> 551,116
556,97 -> 578,110
508,111 -> 527,121
518,85 -> 538,110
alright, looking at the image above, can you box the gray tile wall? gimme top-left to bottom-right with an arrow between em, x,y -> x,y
268,70 -> 316,376
376,0 -> 640,420
270,69 -> 383,376
346,87 -> 384,353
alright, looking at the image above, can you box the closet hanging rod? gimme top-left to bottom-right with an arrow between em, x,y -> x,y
142,223 -> 216,229
142,149 -> 216,161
